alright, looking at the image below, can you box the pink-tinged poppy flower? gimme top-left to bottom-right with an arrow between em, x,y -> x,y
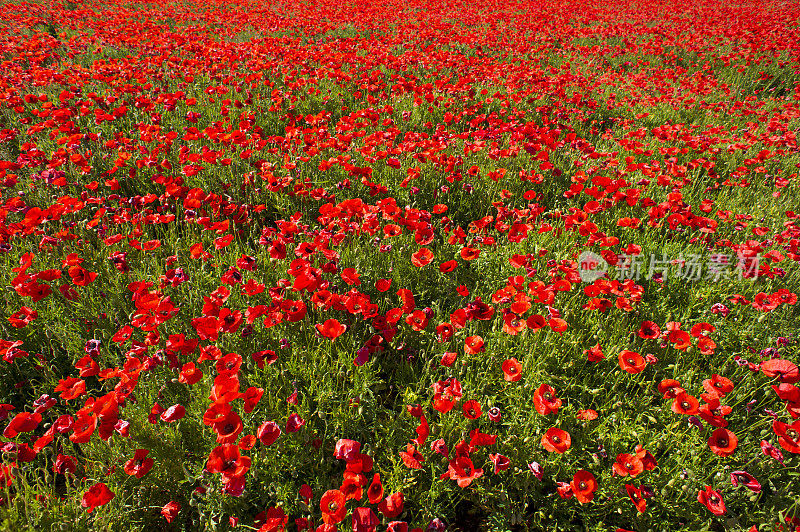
285,413 -> 305,433
160,404 -> 186,422
528,461 -> 543,480
82,482 -> 114,513
490,453 -> 511,474
334,439 -> 361,461
697,486 -> 726,515
257,421 -> 281,446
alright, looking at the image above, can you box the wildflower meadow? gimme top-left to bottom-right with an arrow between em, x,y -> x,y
0,0 -> 798,530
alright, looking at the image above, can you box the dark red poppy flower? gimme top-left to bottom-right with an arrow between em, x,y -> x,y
708,428 -> 738,457
286,413 -> 305,433
626,484 -> 646,513
378,491 -> 404,519
730,470 -> 761,493
257,421 -> 281,446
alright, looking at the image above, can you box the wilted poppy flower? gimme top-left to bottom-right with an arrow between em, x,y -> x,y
697,486 -> 726,515
490,453 -> 511,473
82,482 -> 114,513
286,413 -> 306,433
528,461 -> 543,480
334,439 -> 361,461
542,428 -> 571,453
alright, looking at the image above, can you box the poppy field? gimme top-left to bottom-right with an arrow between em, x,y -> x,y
1,0 -> 800,529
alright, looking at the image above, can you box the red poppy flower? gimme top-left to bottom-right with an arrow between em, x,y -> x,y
703,374 -> 734,397
626,484 -> 646,513
731,470 -> 761,493
405,310 -> 429,331
490,453 -> 511,474
68,266 -> 97,286
367,473 -> 384,504
439,260 -> 458,273
577,409 -> 598,421
502,358 -> 522,382
462,400 -> 482,419
697,486 -> 726,515
637,321 -> 661,339
161,501 -> 181,523
460,247 -> 480,261
672,391 -> 700,415
320,489 -> 346,524
376,279 -> 392,292
82,482 -> 114,513
440,455 -> 483,488
761,359 -> 799,383
316,319 -> 346,340
378,491 -> 404,519
708,428 -> 738,457
570,470 -> 597,504
584,343 -> 605,362
464,335 -> 484,355
257,421 -> 281,446
124,449 -> 154,478
161,404 -> 186,423
411,248 -> 433,267
206,444 -> 251,481
399,443 -> 424,469
618,350 -> 647,374
286,413 -> 305,433
533,384 -> 561,415
772,418 -> 800,454
214,411 -> 243,444
542,428 -> 571,453
4,411 -> 41,438
440,351 -> 457,367
658,379 -> 683,399
613,454 -> 643,477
